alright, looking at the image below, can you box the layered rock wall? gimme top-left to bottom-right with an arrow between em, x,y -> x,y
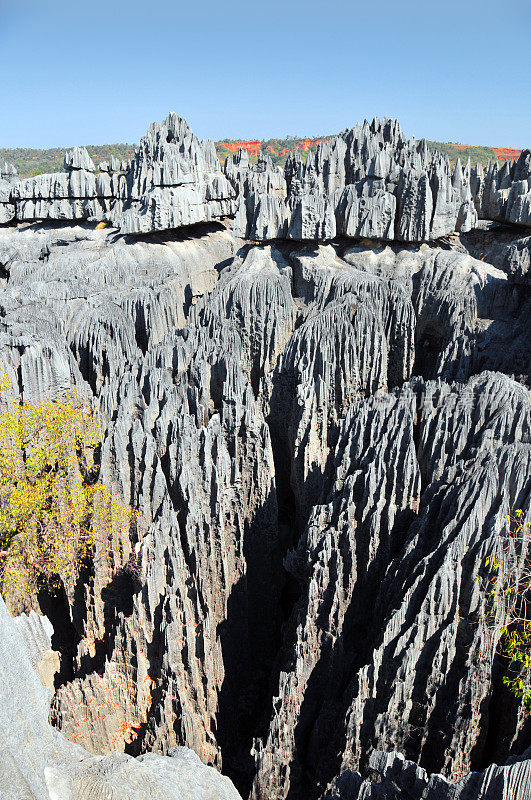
2,114 -> 530,242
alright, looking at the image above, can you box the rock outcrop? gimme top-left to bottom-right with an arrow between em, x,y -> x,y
251,371 -> 531,800
2,113 -> 236,232
0,111 -> 529,800
0,219 -> 237,401
472,149 -> 531,227
11,146 -> 124,223
328,749 -> 531,799
0,229 -> 517,799
228,118 -> 480,243
0,162 -> 17,224
0,593 -> 242,800
2,114 -> 530,244
114,112 -> 237,234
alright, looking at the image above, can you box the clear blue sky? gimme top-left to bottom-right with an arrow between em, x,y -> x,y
1,0 -> 529,149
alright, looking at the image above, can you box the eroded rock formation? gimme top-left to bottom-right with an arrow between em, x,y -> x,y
0,110 -> 530,800
0,593 -> 242,800
2,113 -> 530,242
328,749 -> 531,799
226,118 -> 513,243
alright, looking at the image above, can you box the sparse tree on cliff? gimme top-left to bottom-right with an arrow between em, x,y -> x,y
0,378 -> 134,607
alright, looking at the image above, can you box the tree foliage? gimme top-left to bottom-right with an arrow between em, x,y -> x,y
480,510 -> 531,706
0,383 -> 134,605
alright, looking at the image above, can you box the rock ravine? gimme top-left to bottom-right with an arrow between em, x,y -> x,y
0,112 -> 530,800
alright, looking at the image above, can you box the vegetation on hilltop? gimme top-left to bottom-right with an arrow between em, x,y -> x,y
426,141 -> 501,166
0,144 -> 136,177
1,137 -> 521,178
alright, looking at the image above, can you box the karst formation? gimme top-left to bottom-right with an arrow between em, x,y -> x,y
0,112 -> 530,800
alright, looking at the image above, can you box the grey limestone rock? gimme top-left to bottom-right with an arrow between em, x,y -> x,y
52,318 -> 280,779
195,244 -> 296,393
236,118 -> 478,243
64,146 -> 96,172
3,114 -> 529,244
12,170 -> 117,223
328,749 -> 531,800
1,162 -> 18,182
0,114 -> 530,800
4,113 -> 236,231
9,145 -> 124,223
472,150 -> 531,227
457,225 -> 531,286
224,150 -> 287,199
0,594 -> 242,800
115,112 -> 237,234
0,220 -> 237,398
251,373 -> 531,800
336,180 -> 396,240
0,162 -> 18,224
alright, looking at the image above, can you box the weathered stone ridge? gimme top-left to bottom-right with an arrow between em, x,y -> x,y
1,113 -> 237,232
1,113 -> 530,242
0,109 -> 529,800
227,117 -> 531,243
113,112 -> 237,233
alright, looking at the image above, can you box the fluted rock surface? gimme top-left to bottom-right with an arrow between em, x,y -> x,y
0,220 -> 236,400
0,594 -> 242,800
114,112 -> 237,234
2,114 -> 530,244
472,149 -> 531,227
1,113 -> 236,231
0,162 -> 17,224
10,146 -> 124,222
52,318 -> 280,789
251,373 -> 531,800
18,229 -> 524,800
229,118 -> 479,243
329,749 -> 531,799
225,149 -> 287,201
457,224 -> 531,286
0,124 -> 529,800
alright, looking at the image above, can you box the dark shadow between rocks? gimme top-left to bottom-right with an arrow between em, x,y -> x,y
216,484 -> 281,797
38,581 -> 80,691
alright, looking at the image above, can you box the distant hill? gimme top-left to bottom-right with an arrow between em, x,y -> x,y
0,144 -> 137,177
217,139 -> 523,168
426,141 -> 522,167
1,138 -> 523,178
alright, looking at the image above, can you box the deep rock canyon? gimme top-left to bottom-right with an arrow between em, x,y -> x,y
0,113 -> 530,799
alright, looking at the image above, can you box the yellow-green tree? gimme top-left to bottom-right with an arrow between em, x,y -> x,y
0,381 -> 134,607
481,510 -> 531,706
